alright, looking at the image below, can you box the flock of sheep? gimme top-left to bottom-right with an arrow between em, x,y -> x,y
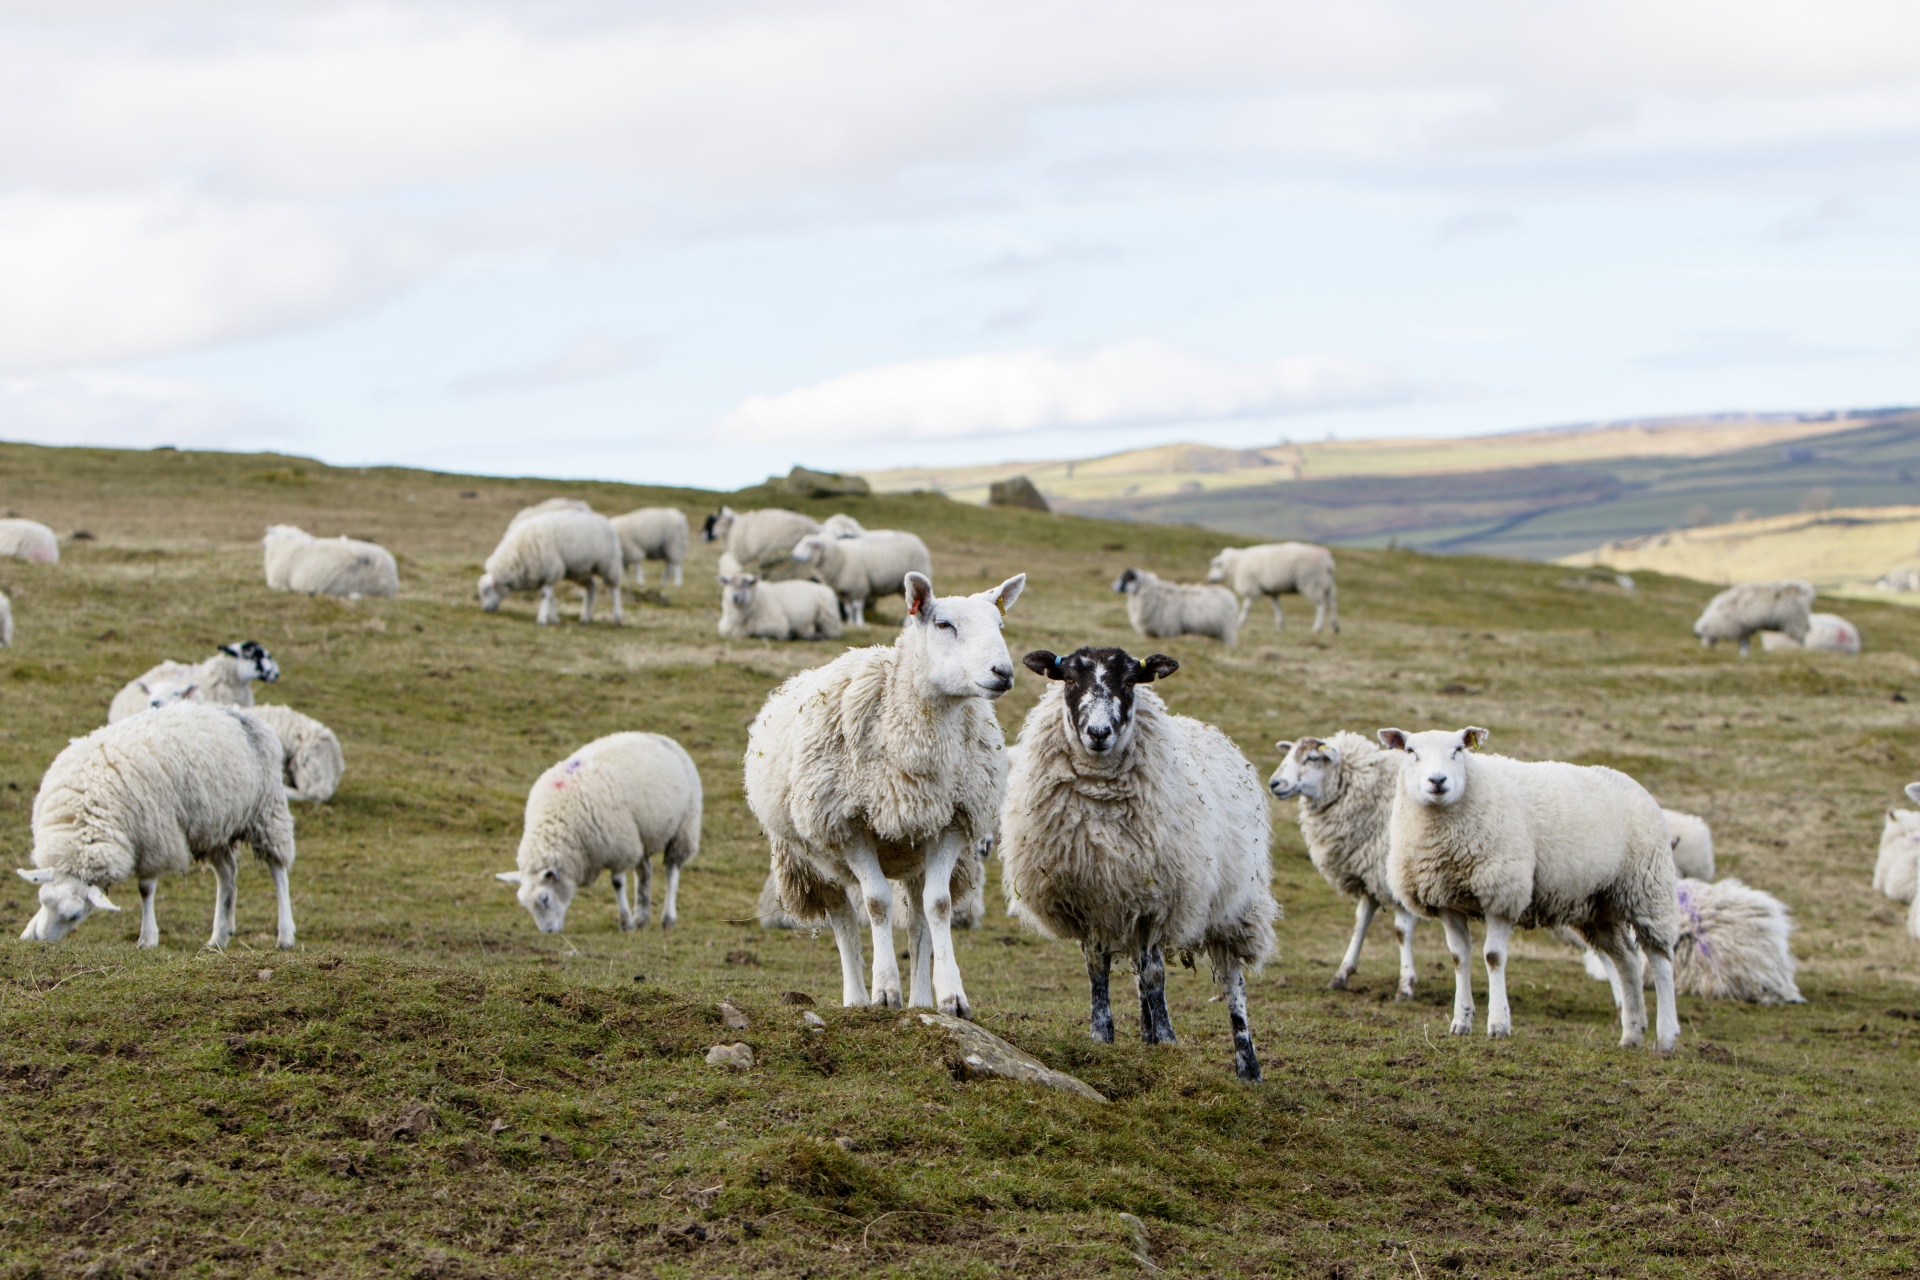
0,496 -> 1912,1083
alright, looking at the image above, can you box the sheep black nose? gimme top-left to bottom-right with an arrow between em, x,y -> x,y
1087,724 -> 1112,743
1426,774 -> 1449,792
990,664 -> 1012,685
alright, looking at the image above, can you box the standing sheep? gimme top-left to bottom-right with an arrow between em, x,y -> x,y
107,641 -> 280,724
1693,581 -> 1814,656
1001,646 -> 1276,1081
1269,733 -> 1420,997
610,508 -> 689,587
701,506 -> 821,579
478,509 -> 623,625
262,525 -> 400,598
1380,726 -> 1681,1050
0,589 -> 11,647
752,836 -> 991,931
509,497 -> 594,526
718,574 -> 842,641
1208,543 -> 1339,634
745,571 -> 1026,1016
1875,786 -> 1920,940
1112,568 -> 1239,647
791,530 -> 933,626
1760,612 -> 1861,655
17,704 -> 297,950
821,513 -> 867,539
495,733 -> 702,933
0,519 -> 58,564
245,705 -> 345,803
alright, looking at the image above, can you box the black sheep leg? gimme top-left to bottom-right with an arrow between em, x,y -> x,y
1084,942 -> 1114,1043
1137,945 -> 1177,1044
1225,964 -> 1261,1082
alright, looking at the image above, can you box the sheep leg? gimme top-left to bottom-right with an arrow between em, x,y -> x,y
610,578 -> 622,625
671,561 -> 683,587
137,878 -> 160,949
633,859 -> 653,928
207,846 -> 239,950
1394,907 -> 1419,999
1645,944 -> 1680,1053
1136,946 -> 1177,1044
1737,635 -> 1751,658
827,888 -> 869,1008
1225,964 -> 1261,1083
1237,596 -> 1251,627
906,892 -> 934,1009
1270,596 -> 1285,631
536,585 -> 557,625
1311,600 -> 1326,633
1085,943 -> 1115,1042
1330,896 -> 1376,989
1594,926 -> 1648,1047
659,861 -> 681,930
612,872 -> 636,931
843,840 -> 903,1008
1483,916 -> 1515,1038
581,579 -> 596,624
1440,910 -> 1475,1035
920,831 -> 971,1018
270,861 -> 295,950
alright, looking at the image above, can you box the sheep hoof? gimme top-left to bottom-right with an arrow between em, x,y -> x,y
874,987 -> 903,1009
1487,1023 -> 1511,1040
660,915 -> 677,931
939,993 -> 971,1020
1394,983 -> 1416,1001
1326,972 -> 1350,991
618,916 -> 638,932
1656,1036 -> 1678,1054
1448,1019 -> 1472,1036
1234,1056 -> 1263,1084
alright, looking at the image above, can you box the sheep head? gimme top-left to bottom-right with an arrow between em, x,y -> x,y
902,572 -> 1024,700
16,868 -> 118,943
495,868 -> 575,933
1378,726 -> 1487,808
1269,736 -> 1341,803
1024,645 -> 1177,758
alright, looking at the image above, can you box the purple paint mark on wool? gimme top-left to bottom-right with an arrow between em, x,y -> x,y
1677,884 -> 1712,960
553,757 -> 585,789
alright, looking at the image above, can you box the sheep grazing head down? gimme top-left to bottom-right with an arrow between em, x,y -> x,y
1023,645 -> 1179,757
16,869 -> 119,943
476,573 -> 506,612
902,571 -> 1025,699
1269,736 -> 1340,802
1378,726 -> 1488,807
222,640 -> 280,683
494,867 -> 574,933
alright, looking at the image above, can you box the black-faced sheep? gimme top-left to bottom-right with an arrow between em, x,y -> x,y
107,641 -> 280,724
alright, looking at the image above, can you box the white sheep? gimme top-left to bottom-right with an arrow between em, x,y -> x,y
791,529 -> 933,626
753,836 -> 992,931
18,703 -> 296,949
0,589 -> 11,647
508,497 -> 594,526
478,509 -> 623,625
1001,645 -> 1276,1081
1269,733 -> 1419,998
1759,611 -> 1861,655
244,704 -> 345,803
1663,809 -> 1715,880
1693,580 -> 1813,657
0,518 -> 58,564
495,733 -> 702,933
107,641 -> 280,724
701,506 -> 822,579
1875,787 -> 1920,940
745,571 -> 1026,1016
717,573 -> 843,641
1208,543 -> 1339,634
821,513 -> 867,539
1578,877 -> 1804,1005
262,525 -> 399,598
1380,726 -> 1681,1050
610,507 -> 689,587
1111,567 -> 1239,647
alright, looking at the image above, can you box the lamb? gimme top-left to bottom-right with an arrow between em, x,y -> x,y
821,513 -> 867,539
1379,726 -> 1681,1050
262,525 -> 399,598
745,571 -> 1026,1017
1111,567 -> 1239,647
478,509 -> 623,625
495,732 -> 702,933
1875,785 -> 1920,940
1759,612 -> 1861,655
1269,733 -> 1419,998
1001,646 -> 1276,1081
107,641 -> 280,724
17,703 -> 296,949
1663,809 -> 1715,880
791,529 -> 933,626
1579,877 -> 1804,1005
718,574 -> 843,641
0,518 -> 58,564
1693,580 -> 1813,656
1208,543 -> 1339,634
609,507 -> 689,586
0,589 -> 11,647
701,506 -> 821,578
244,705 -> 345,803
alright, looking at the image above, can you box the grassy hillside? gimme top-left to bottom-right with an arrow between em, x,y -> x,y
2,441 -> 1920,1277
1563,505 -> 1920,591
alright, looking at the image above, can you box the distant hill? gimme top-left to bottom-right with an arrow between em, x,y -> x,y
1562,505 -> 1920,591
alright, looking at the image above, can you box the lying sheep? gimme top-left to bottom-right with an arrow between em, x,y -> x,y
1208,543 -> 1338,634
0,589 -> 10,647
1693,580 -> 1813,657
1581,877 -> 1804,1004
245,705 -> 345,803
718,574 -> 842,641
0,518 -> 58,564
479,509 -> 623,625
610,508 -> 689,587
1270,734 -> 1419,997
821,513 -> 867,539
1876,787 -> 1920,939
702,506 -> 821,579
1759,612 -> 1861,655
18,704 -> 296,949
1002,646 -> 1276,1081
1381,726 -> 1681,1050
1112,568 -> 1239,647
262,525 -> 399,598
791,530 -> 932,626
496,733 -> 702,933
107,641 -> 280,724
1663,809 -> 1715,880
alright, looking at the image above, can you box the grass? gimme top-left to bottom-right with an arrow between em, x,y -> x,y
2,440 -> 1920,1277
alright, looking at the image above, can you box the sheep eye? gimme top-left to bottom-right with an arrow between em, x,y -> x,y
936,620 -> 956,633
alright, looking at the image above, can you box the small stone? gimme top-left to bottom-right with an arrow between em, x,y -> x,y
778,990 -> 815,1006
802,1011 -> 827,1031
833,1136 -> 855,1151
914,1012 -> 1105,1102
255,968 -> 273,981
488,1118 -> 511,1136
705,1042 -> 754,1070
718,1001 -> 750,1031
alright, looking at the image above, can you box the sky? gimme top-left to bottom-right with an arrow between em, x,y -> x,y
0,1 -> 1916,490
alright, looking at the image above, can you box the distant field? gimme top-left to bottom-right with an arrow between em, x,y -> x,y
1563,505 -> 1920,590
2,441 -> 1920,1277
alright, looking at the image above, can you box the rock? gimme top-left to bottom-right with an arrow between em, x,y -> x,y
255,968 -> 274,981
718,1001 -> 750,1031
802,1011 -> 827,1032
912,1012 -> 1105,1101
987,476 -> 1049,511
705,1042 -> 754,1070
783,465 -> 871,498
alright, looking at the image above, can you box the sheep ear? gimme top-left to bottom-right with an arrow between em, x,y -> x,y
1275,740 -> 1294,756
494,871 -> 524,885
1462,726 -> 1489,750
135,680 -> 151,694
1905,783 -> 1920,806
16,868 -> 54,884
1130,654 -> 1178,684
1296,735 -> 1323,756
984,574 -> 1025,615
1377,728 -> 1408,751
219,644 -> 240,657
180,684 -> 198,699
905,572 -> 935,619
1023,650 -> 1063,679
85,886 -> 119,912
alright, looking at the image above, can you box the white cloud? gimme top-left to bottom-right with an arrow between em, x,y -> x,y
712,340 -> 1421,445
0,371 -> 290,448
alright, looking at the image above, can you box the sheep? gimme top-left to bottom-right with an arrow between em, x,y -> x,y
244,704 -> 344,803
821,513 -> 867,539
509,497 -> 594,526
1111,567 -> 1239,647
753,835 -> 992,931
17,703 -> 296,949
0,589 -> 11,647
1001,645 -> 1276,1081
610,507 -> 689,586
478,509 -> 623,625
718,574 -> 842,641
1208,543 -> 1339,634
107,641 -> 280,724
744,570 -> 1026,1017
1663,809 -> 1715,880
495,733 -> 702,934
791,529 -> 933,626
1759,612 -> 1861,655
701,506 -> 821,579
1578,877 -> 1804,1005
1379,726 -> 1681,1050
1693,580 -> 1813,657
262,525 -> 399,598
1875,787 -> 1920,940
0,518 -> 58,564
1269,733 -> 1419,998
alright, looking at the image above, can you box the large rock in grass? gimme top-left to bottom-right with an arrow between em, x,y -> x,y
912,1012 -> 1104,1101
988,476 -> 1049,512
783,466 -> 870,498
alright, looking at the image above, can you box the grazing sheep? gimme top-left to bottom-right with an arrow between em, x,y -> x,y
262,525 -> 399,598
1663,809 -> 1715,880
1380,726 -> 1681,1050
1269,733 -> 1419,998
1875,789 -> 1920,940
0,519 -> 58,564
609,508 -> 689,587
1693,580 -> 1813,657
745,571 -> 1026,1016
1581,877 -> 1805,1005
701,506 -> 821,579
1112,568 -> 1239,647
509,497 -> 594,526
107,641 -> 280,724
478,509 -> 623,625
1877,566 -> 1920,593
1759,611 -> 1861,655
0,589 -> 11,647
495,733 -> 702,934
717,574 -> 843,641
821,513 -> 867,539
18,704 -> 296,949
1208,543 -> 1339,634
245,705 -> 345,803
791,529 -> 933,626
1002,646 -> 1276,1081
